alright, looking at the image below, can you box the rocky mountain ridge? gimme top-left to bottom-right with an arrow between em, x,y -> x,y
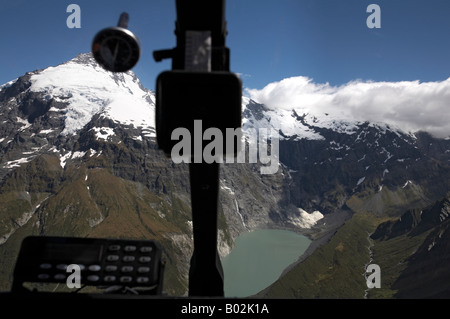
1,53 -> 449,296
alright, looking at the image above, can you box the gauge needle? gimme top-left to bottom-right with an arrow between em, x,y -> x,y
113,42 -> 119,63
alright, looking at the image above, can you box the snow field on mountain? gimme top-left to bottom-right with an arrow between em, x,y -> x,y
22,53 -> 414,144
288,208 -> 324,229
29,59 -> 155,136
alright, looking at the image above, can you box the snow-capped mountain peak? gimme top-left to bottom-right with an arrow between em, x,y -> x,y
241,96 -> 414,142
3,52 -> 417,145
28,53 -> 155,136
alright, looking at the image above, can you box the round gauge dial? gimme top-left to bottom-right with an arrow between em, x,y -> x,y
92,27 -> 140,72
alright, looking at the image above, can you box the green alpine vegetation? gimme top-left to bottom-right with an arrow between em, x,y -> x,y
259,213 -> 386,298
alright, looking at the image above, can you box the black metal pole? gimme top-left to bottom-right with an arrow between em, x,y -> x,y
154,0 -> 231,297
188,162 -> 223,296
179,0 -> 227,297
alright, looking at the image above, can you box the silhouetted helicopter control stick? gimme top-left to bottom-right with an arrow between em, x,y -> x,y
154,0 -> 242,297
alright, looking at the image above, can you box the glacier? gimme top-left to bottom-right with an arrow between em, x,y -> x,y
28,53 -> 155,136
2,53 -> 414,146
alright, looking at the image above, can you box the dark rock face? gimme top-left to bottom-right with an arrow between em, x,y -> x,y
386,193 -> 450,298
372,192 -> 450,240
279,126 -> 450,216
367,190 -> 450,298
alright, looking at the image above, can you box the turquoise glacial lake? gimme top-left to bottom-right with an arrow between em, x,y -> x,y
221,229 -> 311,297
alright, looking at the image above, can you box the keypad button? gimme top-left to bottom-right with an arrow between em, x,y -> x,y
39,263 -> 52,269
106,255 -> 119,262
123,255 -> 135,262
139,256 -> 151,263
104,276 -> 116,282
87,275 -> 100,282
56,264 -> 68,270
140,246 -> 153,253
120,276 -> 133,283
124,245 -> 137,252
137,266 -> 150,273
88,265 -> 101,272
78,264 -> 86,271
38,274 -> 50,280
121,266 -> 134,273
137,277 -> 149,284
105,265 -> 118,272
108,245 -> 121,251
54,274 -> 66,280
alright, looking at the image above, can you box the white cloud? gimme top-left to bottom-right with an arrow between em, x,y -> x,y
236,72 -> 252,79
246,76 -> 450,138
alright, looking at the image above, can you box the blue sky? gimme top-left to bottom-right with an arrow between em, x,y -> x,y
1,0 -> 450,91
